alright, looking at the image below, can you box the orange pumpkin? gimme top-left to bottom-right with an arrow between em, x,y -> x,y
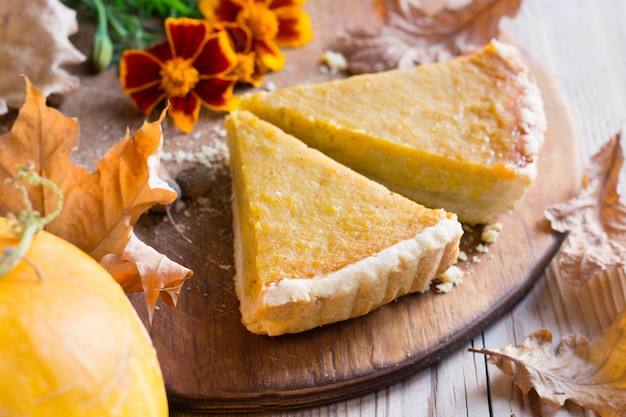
0,217 -> 168,416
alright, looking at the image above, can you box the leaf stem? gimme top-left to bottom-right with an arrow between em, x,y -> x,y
0,166 -> 64,279
0,221 -> 39,278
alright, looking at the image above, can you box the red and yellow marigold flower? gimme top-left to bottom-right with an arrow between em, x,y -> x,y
218,21 -> 264,86
120,17 -> 239,133
199,0 -> 313,74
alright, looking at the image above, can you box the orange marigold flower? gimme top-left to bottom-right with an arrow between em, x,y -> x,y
199,0 -> 313,74
120,17 -> 239,133
219,22 -> 264,86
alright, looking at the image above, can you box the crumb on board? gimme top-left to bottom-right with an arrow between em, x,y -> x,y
475,243 -> 489,253
264,80 -> 277,92
174,200 -> 186,212
212,124 -> 227,138
481,222 -> 503,243
436,282 -> 454,294
423,222 -> 503,294
161,141 -> 229,169
435,265 -> 464,293
320,50 -> 347,74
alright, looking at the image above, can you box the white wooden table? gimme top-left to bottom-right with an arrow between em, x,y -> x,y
173,1 -> 626,416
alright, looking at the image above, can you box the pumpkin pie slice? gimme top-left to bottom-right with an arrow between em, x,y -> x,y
239,40 -> 546,224
226,110 -> 463,336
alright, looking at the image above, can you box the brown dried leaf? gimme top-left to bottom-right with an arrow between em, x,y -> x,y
471,308 -> 626,417
545,133 -> 626,285
0,0 -> 85,114
0,78 -> 192,318
338,0 -> 522,74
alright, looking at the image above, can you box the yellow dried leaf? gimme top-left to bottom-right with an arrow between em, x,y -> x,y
0,78 -> 192,318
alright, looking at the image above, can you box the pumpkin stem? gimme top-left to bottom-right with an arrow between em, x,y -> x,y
0,166 -> 63,279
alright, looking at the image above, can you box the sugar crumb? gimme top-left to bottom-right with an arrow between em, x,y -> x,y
211,124 -> 227,138
161,140 -> 229,169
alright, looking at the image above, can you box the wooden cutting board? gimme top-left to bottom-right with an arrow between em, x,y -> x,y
0,0 -> 580,412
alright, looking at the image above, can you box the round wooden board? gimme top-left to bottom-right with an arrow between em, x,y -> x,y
0,1 -> 580,413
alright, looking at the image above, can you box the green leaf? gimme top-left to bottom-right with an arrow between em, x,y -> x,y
60,0 -> 201,67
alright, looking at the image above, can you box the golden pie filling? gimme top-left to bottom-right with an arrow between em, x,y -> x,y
239,41 -> 546,224
228,111 -> 451,292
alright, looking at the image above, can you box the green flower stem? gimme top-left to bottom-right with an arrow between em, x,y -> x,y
94,0 -> 107,31
0,167 -> 64,279
92,0 -> 114,71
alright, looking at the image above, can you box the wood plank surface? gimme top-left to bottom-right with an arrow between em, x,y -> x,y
15,0 -> 580,412
154,0 -> 626,413
2,0 -> 624,416
129,44 -> 578,411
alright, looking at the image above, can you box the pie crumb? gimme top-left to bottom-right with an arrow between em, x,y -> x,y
476,243 -> 489,253
436,265 -> 464,293
481,222 -> 503,243
320,50 -> 347,74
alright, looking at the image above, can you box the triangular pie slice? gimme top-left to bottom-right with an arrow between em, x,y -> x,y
226,111 -> 463,336
238,40 -> 546,225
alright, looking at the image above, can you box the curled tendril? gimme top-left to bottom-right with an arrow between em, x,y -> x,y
0,165 -> 64,279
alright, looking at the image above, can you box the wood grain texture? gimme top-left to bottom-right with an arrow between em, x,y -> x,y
166,0 -> 626,414
1,1 -> 623,416
121,2 -> 579,413
141,62 -> 577,413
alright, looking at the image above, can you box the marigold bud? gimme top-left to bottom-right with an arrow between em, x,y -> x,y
92,28 -> 113,72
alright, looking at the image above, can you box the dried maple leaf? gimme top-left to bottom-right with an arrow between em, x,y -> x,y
470,307 -> 626,417
545,133 -> 626,285
0,78 -> 192,319
338,0 -> 522,74
0,0 -> 85,115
